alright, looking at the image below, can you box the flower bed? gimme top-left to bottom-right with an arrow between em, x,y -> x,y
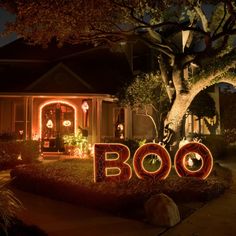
10,159 -> 232,218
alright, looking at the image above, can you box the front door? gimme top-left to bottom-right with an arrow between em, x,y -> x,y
41,102 -> 75,152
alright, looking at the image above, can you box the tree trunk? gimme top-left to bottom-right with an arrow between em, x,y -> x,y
164,93 -> 193,152
162,63 -> 236,154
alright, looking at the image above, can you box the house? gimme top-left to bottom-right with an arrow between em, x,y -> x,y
0,39 -> 221,154
0,39 -> 136,152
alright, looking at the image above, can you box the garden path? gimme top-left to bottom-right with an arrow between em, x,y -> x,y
161,152 -> 236,236
10,186 -> 165,236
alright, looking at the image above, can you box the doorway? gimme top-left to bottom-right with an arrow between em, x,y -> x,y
41,102 -> 75,152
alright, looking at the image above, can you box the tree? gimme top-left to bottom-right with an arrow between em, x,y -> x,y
188,90 -> 216,134
118,73 -> 169,141
1,0 -> 236,146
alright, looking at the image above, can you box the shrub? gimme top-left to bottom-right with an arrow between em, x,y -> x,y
63,130 -> 88,156
20,140 -> 40,163
0,180 -> 23,235
0,142 -> 21,170
0,141 -> 40,170
202,135 -> 228,159
0,133 -> 17,142
120,139 -> 141,157
224,128 -> 236,144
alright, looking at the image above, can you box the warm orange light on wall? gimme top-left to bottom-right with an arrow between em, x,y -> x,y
94,142 -> 214,182
39,100 -> 77,139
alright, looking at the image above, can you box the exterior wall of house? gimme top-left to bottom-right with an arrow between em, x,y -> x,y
131,106 -> 155,141
0,97 -> 30,139
0,98 -> 15,134
0,95 -> 119,147
101,101 -> 116,141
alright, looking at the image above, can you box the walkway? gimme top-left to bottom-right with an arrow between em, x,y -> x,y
161,155 -> 236,236
11,186 -> 164,236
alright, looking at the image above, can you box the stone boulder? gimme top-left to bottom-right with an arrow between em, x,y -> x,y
144,193 -> 180,227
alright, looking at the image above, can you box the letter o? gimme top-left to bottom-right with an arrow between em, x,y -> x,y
133,143 -> 172,180
174,142 -> 213,179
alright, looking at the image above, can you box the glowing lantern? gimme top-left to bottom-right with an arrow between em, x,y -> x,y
63,120 -> 72,127
46,119 -> 53,128
82,100 -> 89,127
81,100 -> 89,113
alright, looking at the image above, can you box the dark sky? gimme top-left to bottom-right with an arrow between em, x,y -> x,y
0,8 -> 17,47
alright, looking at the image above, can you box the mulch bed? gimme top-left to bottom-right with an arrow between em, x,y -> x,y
10,159 -> 232,219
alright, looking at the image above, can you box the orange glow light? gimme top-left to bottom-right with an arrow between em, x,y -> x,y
133,143 -> 172,180
94,142 -> 214,183
39,100 -> 77,139
174,142 -> 213,179
94,143 -> 132,182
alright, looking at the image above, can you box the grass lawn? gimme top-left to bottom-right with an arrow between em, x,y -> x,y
10,158 -> 232,220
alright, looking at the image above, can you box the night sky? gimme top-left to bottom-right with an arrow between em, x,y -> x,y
0,8 -> 17,47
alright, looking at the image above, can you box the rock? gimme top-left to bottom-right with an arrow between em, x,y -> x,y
144,193 -> 180,227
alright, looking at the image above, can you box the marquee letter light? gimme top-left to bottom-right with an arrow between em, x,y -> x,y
174,142 -> 213,179
133,143 -> 171,180
94,143 -> 132,182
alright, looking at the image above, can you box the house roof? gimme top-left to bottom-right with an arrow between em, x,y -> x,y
0,38 -> 132,95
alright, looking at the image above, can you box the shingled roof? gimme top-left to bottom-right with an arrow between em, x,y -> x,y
0,38 -> 132,94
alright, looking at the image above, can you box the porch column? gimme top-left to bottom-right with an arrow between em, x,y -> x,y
23,97 -> 29,140
91,98 -> 103,144
124,107 -> 132,139
29,97 -> 34,140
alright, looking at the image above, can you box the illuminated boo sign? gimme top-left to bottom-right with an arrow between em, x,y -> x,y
94,142 -> 213,182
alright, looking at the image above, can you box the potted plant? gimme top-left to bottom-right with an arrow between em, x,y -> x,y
63,130 -> 88,157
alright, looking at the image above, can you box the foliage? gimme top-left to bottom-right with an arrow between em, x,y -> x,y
118,73 -> 169,140
2,0 -> 236,143
0,133 -> 17,142
10,159 -> 232,216
20,140 -> 40,163
188,89 -> 216,119
0,141 -> 40,170
63,130 -> 88,156
224,129 -> 236,144
0,180 -> 23,235
119,73 -> 169,111
202,135 -> 228,159
1,218 -> 47,236
63,130 -> 87,146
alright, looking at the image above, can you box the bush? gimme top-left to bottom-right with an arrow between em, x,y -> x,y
120,139 -> 141,157
0,180 -> 23,235
202,135 -> 228,159
0,141 -> 40,170
224,128 -> 236,144
63,130 -> 88,156
0,133 -> 17,142
20,140 -> 40,163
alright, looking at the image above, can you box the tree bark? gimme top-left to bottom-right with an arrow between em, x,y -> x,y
164,74 -> 236,148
